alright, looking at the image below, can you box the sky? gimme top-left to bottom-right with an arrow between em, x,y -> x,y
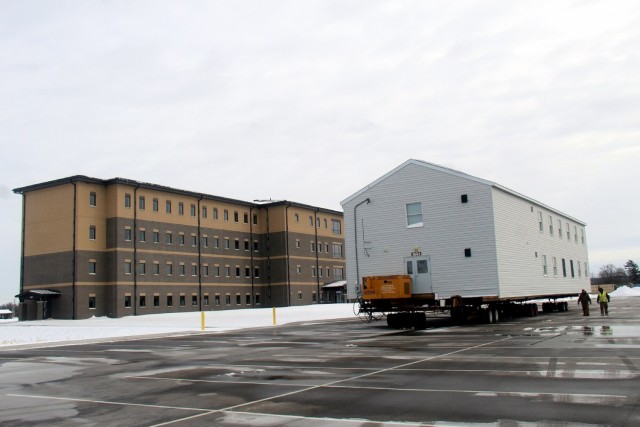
1,1 -> 639,303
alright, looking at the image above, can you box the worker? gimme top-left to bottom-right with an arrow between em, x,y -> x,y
596,287 -> 610,316
577,289 -> 591,316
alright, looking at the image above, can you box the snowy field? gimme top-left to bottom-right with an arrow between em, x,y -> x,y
1,286 -> 639,348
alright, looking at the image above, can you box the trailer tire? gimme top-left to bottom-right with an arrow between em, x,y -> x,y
413,313 -> 427,330
563,301 -> 569,312
491,308 -> 499,323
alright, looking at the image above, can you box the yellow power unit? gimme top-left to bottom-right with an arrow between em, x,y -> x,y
362,275 -> 412,300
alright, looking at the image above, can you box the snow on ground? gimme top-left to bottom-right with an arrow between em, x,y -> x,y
1,286 -> 639,348
0,304 -> 355,347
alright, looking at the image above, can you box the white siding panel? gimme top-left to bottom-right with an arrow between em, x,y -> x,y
342,162 -> 500,299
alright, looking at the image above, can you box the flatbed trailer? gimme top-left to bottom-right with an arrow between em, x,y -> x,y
354,275 -> 578,329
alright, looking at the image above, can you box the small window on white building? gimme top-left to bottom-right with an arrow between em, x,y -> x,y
406,202 -> 423,228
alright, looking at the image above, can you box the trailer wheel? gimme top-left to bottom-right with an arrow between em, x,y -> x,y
563,301 -> 569,312
413,313 -> 427,330
491,307 -> 499,323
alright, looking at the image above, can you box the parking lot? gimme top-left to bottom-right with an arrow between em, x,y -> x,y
1,298 -> 639,426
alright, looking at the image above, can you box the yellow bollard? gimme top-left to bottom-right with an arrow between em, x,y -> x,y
272,307 -> 276,326
201,311 -> 205,331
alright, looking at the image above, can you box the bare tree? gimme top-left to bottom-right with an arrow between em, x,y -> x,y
598,264 -> 627,284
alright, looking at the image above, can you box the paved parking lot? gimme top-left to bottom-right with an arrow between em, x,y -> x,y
1,298 -> 639,426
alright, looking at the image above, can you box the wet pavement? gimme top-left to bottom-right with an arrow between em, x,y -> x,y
1,297 -> 639,426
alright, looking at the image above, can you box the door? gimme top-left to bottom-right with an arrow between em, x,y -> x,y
403,256 -> 432,294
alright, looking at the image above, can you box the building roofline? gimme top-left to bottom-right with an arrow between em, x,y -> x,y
340,159 -> 586,225
13,176 -> 343,215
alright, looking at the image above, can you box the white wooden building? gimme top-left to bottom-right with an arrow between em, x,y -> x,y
340,159 -> 590,302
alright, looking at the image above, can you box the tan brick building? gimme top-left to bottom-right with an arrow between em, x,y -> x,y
14,176 -> 346,319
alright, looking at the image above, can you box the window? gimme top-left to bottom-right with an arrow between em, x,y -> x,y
575,226 -> 579,243
317,242 -> 322,253
234,239 -> 240,250
333,268 -> 344,280
166,200 -> 172,214
297,265 -> 302,274
191,264 -> 197,276
139,262 -> 146,275
214,237 -> 219,248
153,231 -> 160,243
254,267 -> 260,278
139,229 -> 146,242
153,262 -> 160,275
89,225 -> 96,240
316,217 -> 320,228
202,265 -> 209,276
558,219 -> 562,238
295,213 -> 299,223
224,209 -> 229,221
319,267 -> 323,277
406,203 -> 423,227
464,248 -> 472,257
154,295 -> 160,307
202,236 -> 208,247
202,206 -> 207,218
325,243 -> 329,253
180,295 -> 186,306
167,295 -> 173,307
566,222 -> 570,240
192,295 -> 198,306
139,196 -> 145,210
538,212 -> 543,232
178,202 -> 184,215
225,294 -> 231,305
552,257 -> 558,277
190,204 -> 196,217
165,232 -> 173,244
88,261 -> 96,275
312,266 -> 316,277
234,211 -> 239,223
562,258 -> 567,277
124,295 -> 131,308
324,219 -> 327,228
235,266 -> 240,277
224,238 -> 230,249
124,193 -> 131,208
225,266 -> 230,277
332,243 -> 343,258
166,263 -> 173,275
570,260 -> 575,278
309,216 -> 313,226
580,229 -> 585,244
253,214 -> 258,225
255,294 -> 261,305
179,264 -> 186,276
549,215 -> 553,235
245,267 -> 250,278
461,194 -> 468,203
124,228 -> 132,241
542,255 -> 547,276
89,296 -> 96,309
191,235 -> 197,246
153,198 -> 159,212
244,240 -> 249,251
296,240 -> 300,248
215,294 -> 221,305
298,292 -> 303,300
213,208 -> 218,220
253,240 -> 259,252
310,242 -> 315,252
204,294 -> 210,306
139,295 -> 146,308
246,294 -> 251,305
243,213 -> 249,224
214,266 -> 220,277
89,192 -> 96,207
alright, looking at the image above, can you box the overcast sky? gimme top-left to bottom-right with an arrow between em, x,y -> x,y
1,1 -> 639,303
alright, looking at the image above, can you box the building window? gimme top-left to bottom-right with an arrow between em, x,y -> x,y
319,267 -> 323,277
234,211 -> 239,223
566,222 -> 570,240
124,261 -> 132,274
246,294 -> 251,305
89,192 -> 96,207
89,296 -> 96,309
243,213 -> 249,224
312,266 -> 316,277
225,294 -> 231,305
124,295 -> 131,308
254,267 -> 260,278
332,244 -> 343,258
215,294 -> 221,306
324,219 -> 327,228
553,257 -> 558,277
224,209 -> 229,221
332,219 -> 342,235
139,262 -> 146,275
245,267 -> 250,278
464,248 -> 472,257
153,198 -> 159,212
558,219 -> 562,238
139,229 -> 146,242
88,261 -> 96,275
153,231 -> 160,243
192,264 -> 198,276
165,232 -> 173,244
167,295 -> 173,307
316,217 -> 321,228
178,202 -> 184,215
406,203 -> 423,227
214,266 -> 220,277
253,214 -> 258,225
542,255 -> 548,276
253,240 -> 259,252
202,265 -> 209,276
166,263 -> 173,275
89,225 -> 96,240
139,196 -> 145,210
202,236 -> 208,248
166,200 -> 172,214
204,294 -> 210,306
180,295 -> 186,306
549,215 -> 553,236
244,240 -> 249,251
124,193 -> 131,208
310,242 -> 315,252
297,265 -> 302,274
317,242 -> 322,253
298,291 -> 303,300
153,262 -> 160,275
570,260 -> 575,278
190,204 -> 196,217
562,258 -> 567,277
139,295 -> 146,308
333,268 -> 344,280
461,194 -> 468,203
154,295 -> 160,307
179,264 -> 186,276
580,229 -> 585,244
234,239 -> 240,250
255,294 -> 261,305
538,212 -> 543,232
295,213 -> 299,223
235,266 -> 240,277
213,208 -> 218,220
236,294 -> 241,305
192,295 -> 198,306
179,233 -> 185,245
202,206 -> 207,218
296,240 -> 300,248
309,216 -> 313,226
225,238 -> 230,249
124,228 -> 132,241
575,226 -> 579,243
214,237 -> 219,248
191,235 -> 197,246
578,262 -> 582,277
225,266 -> 230,277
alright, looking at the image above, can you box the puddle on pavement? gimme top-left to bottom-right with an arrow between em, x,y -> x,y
524,324 -> 640,338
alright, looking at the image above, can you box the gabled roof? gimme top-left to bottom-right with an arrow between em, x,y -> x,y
340,159 -> 586,225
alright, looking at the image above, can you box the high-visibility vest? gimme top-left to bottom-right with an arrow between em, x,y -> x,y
599,291 -> 608,303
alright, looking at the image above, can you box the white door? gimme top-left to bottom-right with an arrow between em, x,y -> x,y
404,256 -> 433,294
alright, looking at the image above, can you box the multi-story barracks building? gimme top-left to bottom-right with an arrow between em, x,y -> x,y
13,176 -> 346,320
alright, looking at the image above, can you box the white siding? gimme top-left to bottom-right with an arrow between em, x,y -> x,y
342,162 -> 500,300
491,188 -> 589,297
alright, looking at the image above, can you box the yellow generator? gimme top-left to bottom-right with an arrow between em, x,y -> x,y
362,275 -> 412,300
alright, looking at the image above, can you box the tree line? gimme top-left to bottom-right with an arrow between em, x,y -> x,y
598,260 -> 640,285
